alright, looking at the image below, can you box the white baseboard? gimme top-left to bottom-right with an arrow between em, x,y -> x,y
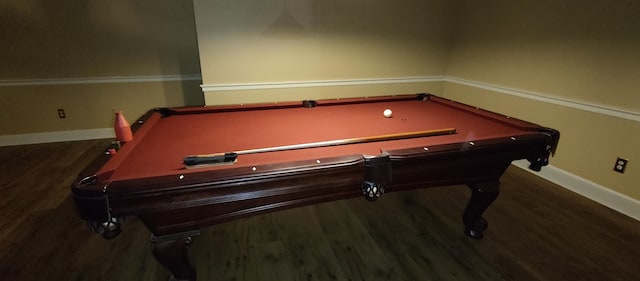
512,160 -> 640,221
201,76 -> 444,92
0,128 -> 114,146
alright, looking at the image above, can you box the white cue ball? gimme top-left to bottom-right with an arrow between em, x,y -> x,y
383,109 -> 393,118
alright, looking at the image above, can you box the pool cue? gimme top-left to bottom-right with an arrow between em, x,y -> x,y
184,128 -> 456,166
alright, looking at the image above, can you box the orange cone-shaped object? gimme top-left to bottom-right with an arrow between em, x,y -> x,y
114,111 -> 133,142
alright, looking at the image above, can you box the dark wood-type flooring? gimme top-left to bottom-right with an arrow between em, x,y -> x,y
1,139 -> 639,281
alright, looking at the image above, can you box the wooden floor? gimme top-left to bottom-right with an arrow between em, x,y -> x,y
1,140 -> 639,281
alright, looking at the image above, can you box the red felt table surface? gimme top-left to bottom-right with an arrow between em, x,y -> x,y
99,96 -> 538,182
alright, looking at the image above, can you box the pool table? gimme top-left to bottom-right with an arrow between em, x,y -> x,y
72,93 -> 559,281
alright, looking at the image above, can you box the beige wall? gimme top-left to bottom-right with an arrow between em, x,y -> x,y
0,81 -> 202,134
447,0 -> 640,111
0,0 -> 202,134
205,82 -> 445,105
3,0 -> 639,202
445,0 -> 640,200
193,0 -> 458,104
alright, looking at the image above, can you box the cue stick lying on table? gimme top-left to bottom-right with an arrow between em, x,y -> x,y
183,128 -> 456,167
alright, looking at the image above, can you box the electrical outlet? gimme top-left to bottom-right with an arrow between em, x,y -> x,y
613,157 -> 628,174
58,108 -> 66,119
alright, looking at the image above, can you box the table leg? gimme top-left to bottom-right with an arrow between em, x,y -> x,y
463,181 -> 500,239
150,230 -> 201,281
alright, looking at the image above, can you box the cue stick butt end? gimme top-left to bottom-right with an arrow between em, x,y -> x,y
183,152 -> 238,167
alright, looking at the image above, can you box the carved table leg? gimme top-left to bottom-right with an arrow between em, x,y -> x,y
463,181 -> 500,239
150,230 -> 201,281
